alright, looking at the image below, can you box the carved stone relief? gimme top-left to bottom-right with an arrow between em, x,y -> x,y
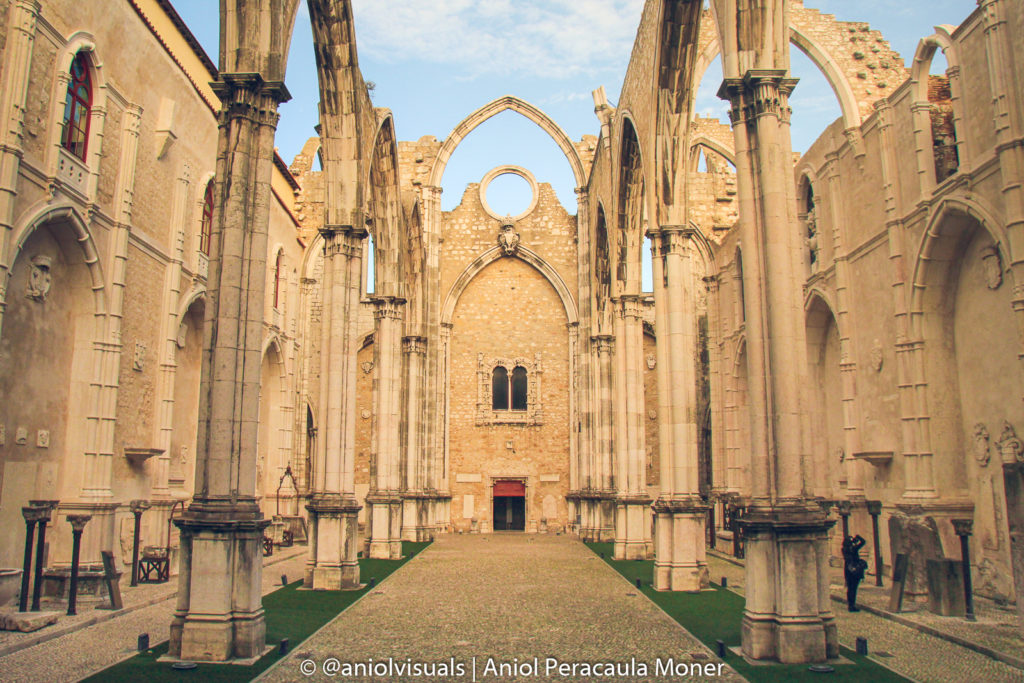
646,353 -> 656,369
25,255 -> 52,301
973,423 -> 992,466
998,421 -> 1023,463
133,342 -> 146,372
980,245 -> 1003,290
869,340 -> 883,373
497,221 -> 521,256
361,360 -> 374,374
15,427 -> 27,445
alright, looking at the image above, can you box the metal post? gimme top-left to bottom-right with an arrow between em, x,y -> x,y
867,500 -> 883,586
27,501 -> 58,612
19,507 -> 43,612
952,519 -> 975,621
129,500 -> 151,587
66,515 -> 91,616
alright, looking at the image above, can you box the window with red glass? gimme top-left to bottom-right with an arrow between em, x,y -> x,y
199,182 -> 214,256
61,52 -> 92,160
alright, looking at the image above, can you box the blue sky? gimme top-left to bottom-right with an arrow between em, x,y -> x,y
171,0 -> 976,226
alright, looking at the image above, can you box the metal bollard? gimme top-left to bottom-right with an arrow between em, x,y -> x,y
138,633 -> 150,651
855,637 -> 868,656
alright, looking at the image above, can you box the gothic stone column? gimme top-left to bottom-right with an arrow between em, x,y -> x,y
651,226 -> 709,591
168,73 -> 289,662
366,296 -> 405,559
613,295 -> 651,560
305,226 -> 363,590
719,69 -> 836,664
401,335 -> 431,541
592,335 -> 616,542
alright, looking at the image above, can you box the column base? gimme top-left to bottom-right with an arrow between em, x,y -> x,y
305,496 -> 361,590
653,499 -> 709,592
614,495 -> 652,560
366,493 -> 403,560
738,503 -> 837,664
167,506 -> 270,662
401,493 -> 441,542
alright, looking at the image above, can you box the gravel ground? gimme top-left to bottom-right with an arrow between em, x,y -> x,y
706,554 -> 1024,683
0,547 -> 308,683
259,534 -> 744,683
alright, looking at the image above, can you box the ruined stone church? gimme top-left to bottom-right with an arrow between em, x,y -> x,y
1,0 -> 1022,666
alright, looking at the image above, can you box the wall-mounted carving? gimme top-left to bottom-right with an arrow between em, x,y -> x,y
361,360 -> 374,374
981,245 -> 1003,290
869,340 -> 883,372
36,430 -> 49,448
973,423 -> 992,466
361,409 -> 371,420
133,342 -> 146,372
15,427 -> 27,445
646,353 -> 656,369
497,221 -> 521,256
836,446 -> 845,463
25,255 -> 52,301
476,352 -> 543,426
998,421 -> 1023,463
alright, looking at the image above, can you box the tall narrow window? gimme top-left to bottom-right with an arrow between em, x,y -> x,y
273,250 -> 284,309
511,366 -> 528,411
61,52 -> 92,160
491,366 -> 509,411
199,182 -> 214,256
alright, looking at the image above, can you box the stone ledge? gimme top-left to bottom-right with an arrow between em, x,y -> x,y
0,610 -> 60,632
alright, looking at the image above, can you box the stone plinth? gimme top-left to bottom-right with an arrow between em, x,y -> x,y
306,496 -> 361,590
653,498 -> 709,592
739,505 -> 837,664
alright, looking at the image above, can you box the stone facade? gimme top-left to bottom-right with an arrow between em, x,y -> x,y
3,0 -> 1024,667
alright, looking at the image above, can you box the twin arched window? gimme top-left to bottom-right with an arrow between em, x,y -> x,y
61,52 -> 92,160
492,366 -> 528,411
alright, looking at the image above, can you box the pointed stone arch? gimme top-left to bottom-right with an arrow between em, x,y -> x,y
428,95 -> 586,190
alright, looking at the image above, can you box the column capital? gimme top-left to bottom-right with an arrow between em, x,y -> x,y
67,514 -> 92,532
717,70 -> 798,125
402,335 -> 427,355
591,334 -> 615,354
371,295 -> 406,320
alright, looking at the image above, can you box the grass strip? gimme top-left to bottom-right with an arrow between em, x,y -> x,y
82,541 -> 431,683
586,542 -> 908,683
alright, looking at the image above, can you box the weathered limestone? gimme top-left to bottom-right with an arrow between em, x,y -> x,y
306,226 -> 363,590
168,0 -> 301,662
613,295 -> 651,560
650,226 -> 708,592
718,58 -> 836,663
366,295 -> 405,559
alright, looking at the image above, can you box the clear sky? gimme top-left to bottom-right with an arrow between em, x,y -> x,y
171,0 -> 977,278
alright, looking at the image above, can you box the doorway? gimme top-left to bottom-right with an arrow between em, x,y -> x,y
492,480 -> 526,531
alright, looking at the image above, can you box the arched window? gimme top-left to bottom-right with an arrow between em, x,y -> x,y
492,366 -> 509,410
511,366 -> 528,411
61,52 -> 92,160
199,182 -> 214,256
273,250 -> 284,309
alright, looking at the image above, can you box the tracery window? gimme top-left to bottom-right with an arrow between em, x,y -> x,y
273,250 -> 284,309
478,354 -> 542,425
199,182 -> 214,256
61,52 -> 92,160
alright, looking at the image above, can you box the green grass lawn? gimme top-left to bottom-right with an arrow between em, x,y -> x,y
586,542 -> 908,683
82,542 -> 430,683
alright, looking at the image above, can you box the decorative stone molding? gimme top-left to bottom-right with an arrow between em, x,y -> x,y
476,352 -> 543,426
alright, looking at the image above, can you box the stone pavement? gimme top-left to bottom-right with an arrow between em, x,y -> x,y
259,534 -> 744,683
706,552 -> 1024,683
0,546 -> 307,683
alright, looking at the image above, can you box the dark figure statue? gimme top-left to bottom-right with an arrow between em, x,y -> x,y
842,534 -> 868,612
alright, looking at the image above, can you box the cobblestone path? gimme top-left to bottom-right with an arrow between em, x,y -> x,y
259,534 -> 743,683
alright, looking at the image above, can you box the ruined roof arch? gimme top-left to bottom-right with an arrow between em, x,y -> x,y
428,96 -> 586,191
693,26 -> 862,129
910,26 -> 960,103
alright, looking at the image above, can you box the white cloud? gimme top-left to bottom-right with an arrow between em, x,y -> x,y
350,0 -> 644,79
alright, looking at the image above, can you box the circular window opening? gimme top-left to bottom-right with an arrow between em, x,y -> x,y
485,172 -> 533,217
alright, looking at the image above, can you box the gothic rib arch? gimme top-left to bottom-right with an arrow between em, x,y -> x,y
910,26 -> 960,104
365,112 -> 404,297
613,111 -> 648,296
428,95 -> 586,191
441,246 -> 578,327
692,25 -> 863,130
689,134 -> 736,172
